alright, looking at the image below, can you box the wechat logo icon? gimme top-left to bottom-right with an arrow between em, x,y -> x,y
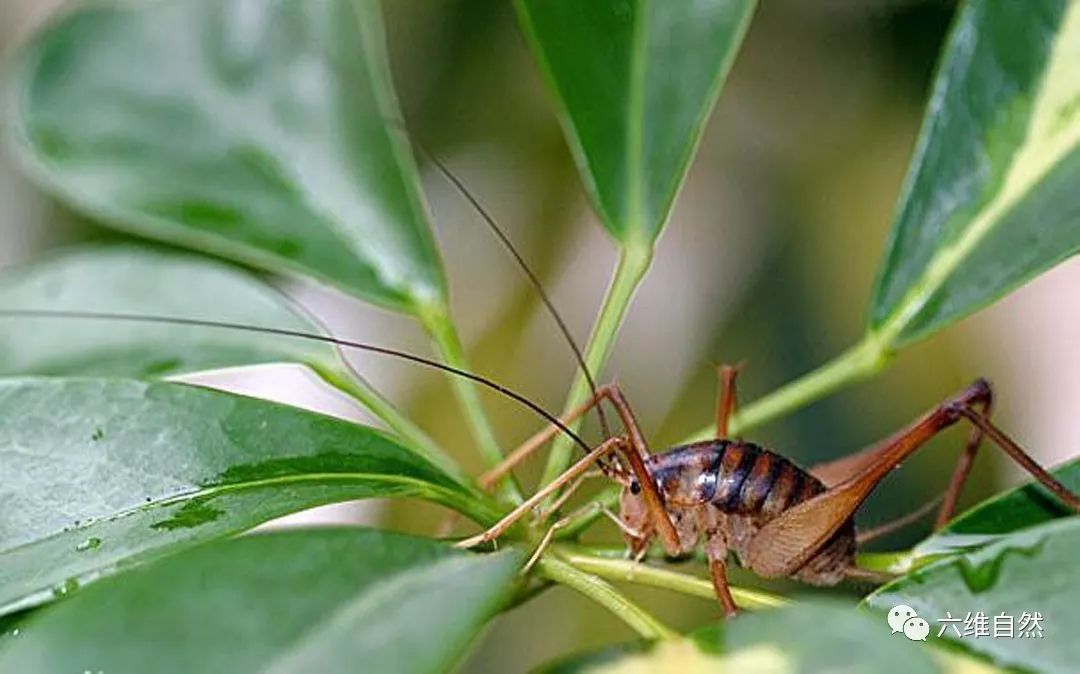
888,604 -> 929,641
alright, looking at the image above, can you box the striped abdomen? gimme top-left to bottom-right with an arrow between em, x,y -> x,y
646,439 -> 824,518
644,439 -> 856,585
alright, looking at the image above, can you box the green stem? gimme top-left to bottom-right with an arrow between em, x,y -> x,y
537,556 -> 677,640
856,550 -> 922,575
419,302 -> 522,503
315,364 -> 466,483
539,243 -> 653,490
558,547 -> 790,611
683,335 -> 893,444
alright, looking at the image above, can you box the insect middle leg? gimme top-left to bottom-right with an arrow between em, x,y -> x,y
697,508 -> 739,616
709,559 -> 739,617
715,362 -> 743,439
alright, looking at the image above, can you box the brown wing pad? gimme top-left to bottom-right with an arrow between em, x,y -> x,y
743,479 -> 871,578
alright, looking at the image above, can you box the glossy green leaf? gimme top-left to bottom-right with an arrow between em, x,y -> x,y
4,0 -> 445,313
869,517 -> 1080,674
870,0 -> 1080,344
0,245 -> 338,377
0,378 -> 490,615
0,529 -> 522,674
696,603 -> 943,674
540,602 -> 941,674
0,244 -> 471,481
516,0 -> 755,246
917,457 -> 1080,556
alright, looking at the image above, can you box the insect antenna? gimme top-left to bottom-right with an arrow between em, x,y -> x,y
424,153 -> 614,451
0,308 -> 592,455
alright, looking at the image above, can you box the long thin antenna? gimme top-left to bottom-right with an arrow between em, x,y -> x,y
425,153 -> 612,442
0,309 -> 591,454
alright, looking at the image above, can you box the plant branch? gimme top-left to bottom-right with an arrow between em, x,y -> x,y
537,556 -> 678,640
683,336 -> 892,444
418,302 -> 523,503
314,364 -> 466,482
557,547 -> 790,611
855,550 -> 922,575
539,243 -> 652,493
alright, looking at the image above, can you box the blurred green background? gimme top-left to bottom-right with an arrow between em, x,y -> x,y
4,1 -> 1080,671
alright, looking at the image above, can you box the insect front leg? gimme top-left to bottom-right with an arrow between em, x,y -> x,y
456,435 -> 629,549
438,383 -> 617,537
602,385 -> 682,555
478,383 -> 620,489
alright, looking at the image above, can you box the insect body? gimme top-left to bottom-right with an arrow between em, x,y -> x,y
622,439 -> 855,588
458,375 -> 1080,618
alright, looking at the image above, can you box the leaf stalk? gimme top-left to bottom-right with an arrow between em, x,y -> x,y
557,546 -> 790,611
419,302 -> 523,503
537,555 -> 677,640
314,364 -> 465,482
539,243 -> 653,493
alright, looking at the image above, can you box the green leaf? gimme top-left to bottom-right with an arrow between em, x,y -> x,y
916,457 -> 1080,556
0,245 -> 337,377
4,0 -> 445,313
0,378 -> 490,615
868,517 -> 1080,674
0,529 -> 522,674
516,0 -> 755,246
0,244 -> 468,480
540,602 -> 942,674
696,603 -> 941,674
870,0 -> 1080,345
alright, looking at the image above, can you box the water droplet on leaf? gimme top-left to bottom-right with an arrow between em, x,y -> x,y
75,537 -> 102,552
52,577 -> 80,598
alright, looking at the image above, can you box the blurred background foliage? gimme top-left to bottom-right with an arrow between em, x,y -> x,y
5,0 -> 1080,671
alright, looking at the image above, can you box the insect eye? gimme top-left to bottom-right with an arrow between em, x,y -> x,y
629,480 -> 641,495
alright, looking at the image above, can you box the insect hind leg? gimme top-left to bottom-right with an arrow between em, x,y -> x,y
955,401 -> 1080,512
744,379 -> 1079,579
935,383 -> 992,527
